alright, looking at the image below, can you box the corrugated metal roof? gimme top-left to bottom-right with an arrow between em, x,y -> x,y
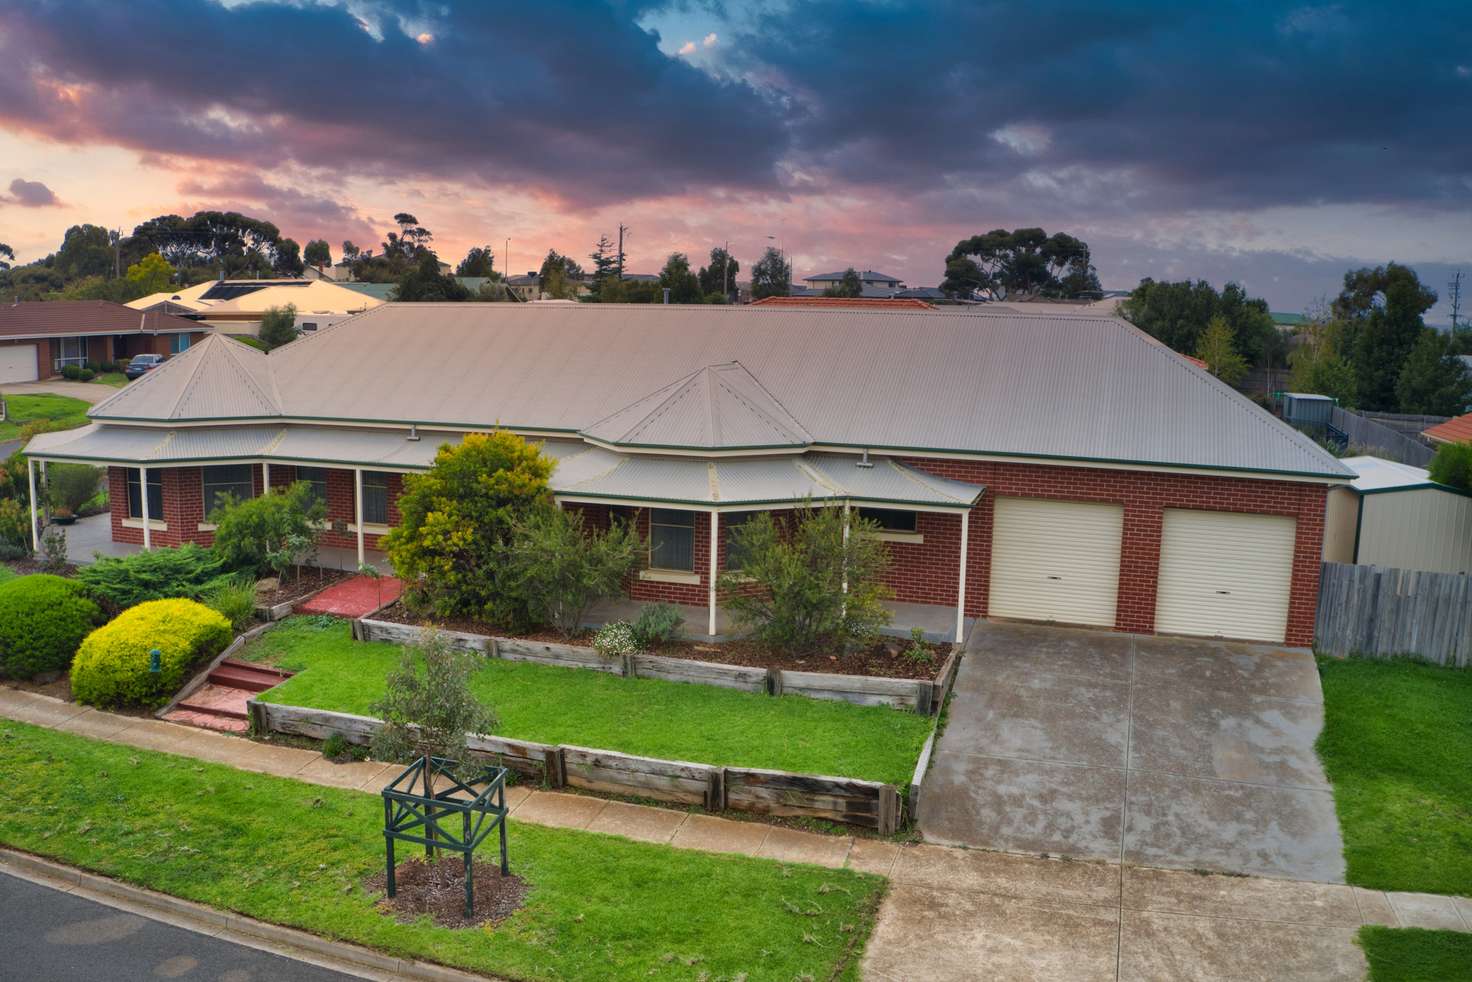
89,304 -> 1351,479
1342,455 -> 1438,492
90,334 -> 280,421
581,362 -> 812,450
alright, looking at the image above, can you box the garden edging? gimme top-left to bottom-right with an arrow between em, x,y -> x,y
249,699 -> 904,833
355,616 -> 954,714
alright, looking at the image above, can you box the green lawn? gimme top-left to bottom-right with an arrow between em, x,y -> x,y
1317,656 -> 1472,894
0,565 -> 16,585
0,720 -> 881,981
1360,927 -> 1472,982
93,372 -> 128,388
249,617 -> 932,787
0,394 -> 91,440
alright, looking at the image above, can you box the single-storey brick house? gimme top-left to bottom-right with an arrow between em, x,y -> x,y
0,301 -> 209,382
24,304 -> 1352,645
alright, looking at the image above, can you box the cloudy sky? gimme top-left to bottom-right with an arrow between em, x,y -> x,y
1,0 -> 1468,318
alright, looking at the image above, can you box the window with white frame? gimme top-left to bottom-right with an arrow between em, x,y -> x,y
296,466 -> 329,509
723,511 -> 760,570
202,464 -> 255,514
856,507 -> 918,533
125,469 -> 163,521
54,336 -> 87,371
170,334 -> 191,354
649,508 -> 695,571
362,471 -> 390,525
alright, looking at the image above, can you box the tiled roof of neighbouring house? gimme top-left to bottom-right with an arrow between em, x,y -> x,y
84,303 -> 1353,479
1424,412 -> 1472,445
0,300 -> 201,339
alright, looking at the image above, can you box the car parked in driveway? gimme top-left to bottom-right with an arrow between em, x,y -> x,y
124,353 -> 164,379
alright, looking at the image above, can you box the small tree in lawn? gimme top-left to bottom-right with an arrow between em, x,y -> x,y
500,506 -> 641,637
719,504 -> 892,653
371,631 -> 498,854
1195,315 -> 1249,385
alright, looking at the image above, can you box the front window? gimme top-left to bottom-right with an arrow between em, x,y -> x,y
724,511 -> 759,570
362,471 -> 390,525
202,464 -> 254,514
170,334 -> 191,354
649,508 -> 695,571
125,468 -> 163,520
296,466 -> 329,509
857,507 -> 918,533
54,336 -> 87,371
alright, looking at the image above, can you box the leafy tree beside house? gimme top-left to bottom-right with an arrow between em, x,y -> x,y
394,252 -> 471,301
303,239 -> 332,270
125,252 -> 175,294
1333,263 -> 1437,412
500,507 -> 641,637
538,250 -> 584,300
1121,278 -> 1278,368
384,432 -> 554,628
209,482 -> 325,578
824,268 -> 863,298
1428,441 -> 1472,491
941,228 -> 1101,301
659,252 -> 703,303
1396,329 -> 1472,416
257,304 -> 299,350
750,246 -> 791,300
696,246 -> 739,302
455,246 -> 496,277
1195,316 -> 1249,386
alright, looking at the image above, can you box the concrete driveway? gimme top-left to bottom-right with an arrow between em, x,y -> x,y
918,621 -> 1345,883
3,379 -> 116,403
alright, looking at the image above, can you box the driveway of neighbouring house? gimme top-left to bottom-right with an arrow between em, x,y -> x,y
3,379 -> 116,403
918,621 -> 1346,883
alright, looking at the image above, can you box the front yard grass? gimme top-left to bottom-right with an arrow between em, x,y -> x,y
0,720 -> 882,981
0,393 -> 91,440
1359,926 -> 1472,981
92,371 -> 128,388
1316,656 -> 1472,895
248,616 -> 932,787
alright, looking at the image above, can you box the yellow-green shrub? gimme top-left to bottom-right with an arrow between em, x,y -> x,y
71,599 -> 233,708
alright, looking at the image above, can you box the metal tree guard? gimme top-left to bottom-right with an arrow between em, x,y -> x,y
381,755 -> 510,918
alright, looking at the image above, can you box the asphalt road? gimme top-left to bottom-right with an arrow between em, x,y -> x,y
0,870 -> 361,981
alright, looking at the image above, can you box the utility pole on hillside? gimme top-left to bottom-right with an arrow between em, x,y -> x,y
617,224 -> 629,280
1450,271 -> 1464,337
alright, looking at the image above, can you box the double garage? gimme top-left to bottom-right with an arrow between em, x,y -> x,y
987,496 -> 1298,643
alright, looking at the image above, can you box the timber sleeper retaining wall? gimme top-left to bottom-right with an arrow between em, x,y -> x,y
250,700 -> 903,832
356,617 -> 953,714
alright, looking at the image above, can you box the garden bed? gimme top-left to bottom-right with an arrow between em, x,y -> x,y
0,720 -> 883,982
255,566 -> 354,608
373,597 -> 949,680
244,616 -> 933,789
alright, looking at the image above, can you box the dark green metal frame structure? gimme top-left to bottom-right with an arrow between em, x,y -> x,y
381,755 -> 510,918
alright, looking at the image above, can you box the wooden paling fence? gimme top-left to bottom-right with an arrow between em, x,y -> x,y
249,701 -> 903,832
1315,562 -> 1472,667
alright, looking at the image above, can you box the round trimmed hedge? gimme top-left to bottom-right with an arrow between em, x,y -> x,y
71,598 -> 233,709
0,574 -> 102,679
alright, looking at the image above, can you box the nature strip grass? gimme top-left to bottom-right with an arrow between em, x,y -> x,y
0,394 -> 91,440
1315,656 -> 1472,896
1358,926 -> 1472,982
0,719 -> 883,982
249,616 -> 933,788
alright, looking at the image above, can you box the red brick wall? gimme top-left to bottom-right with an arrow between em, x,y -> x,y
269,465 -> 402,551
900,457 -> 1326,645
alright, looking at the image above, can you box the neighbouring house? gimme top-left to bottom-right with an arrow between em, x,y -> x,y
23,304 -> 1353,645
799,269 -> 905,293
1423,410 -> 1472,446
128,279 -> 381,335
1323,456 -> 1472,574
750,297 -> 936,310
0,301 -> 209,382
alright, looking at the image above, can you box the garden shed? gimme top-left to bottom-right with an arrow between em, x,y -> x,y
1322,455 -> 1472,574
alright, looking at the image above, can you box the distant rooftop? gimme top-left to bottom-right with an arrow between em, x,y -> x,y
803,269 -> 902,283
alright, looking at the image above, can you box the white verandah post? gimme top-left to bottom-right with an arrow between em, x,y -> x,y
26,458 -> 38,551
262,461 -> 270,491
707,510 -> 719,638
139,464 -> 151,550
954,509 -> 970,643
354,467 -> 365,568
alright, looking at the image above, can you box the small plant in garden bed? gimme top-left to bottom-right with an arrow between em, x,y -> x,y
593,621 -> 640,657
321,732 -> 367,763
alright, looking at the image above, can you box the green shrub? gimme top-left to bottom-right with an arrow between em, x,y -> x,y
77,368 -> 95,382
632,603 -> 684,648
0,499 -> 31,559
1429,441 -> 1472,491
386,431 -> 553,628
209,482 -> 323,577
46,463 -> 103,516
592,621 -> 639,657
500,506 -> 641,636
71,598 -> 233,708
60,364 -> 83,380
204,577 -> 257,632
76,543 -> 232,612
0,575 -> 102,679
718,505 -> 892,653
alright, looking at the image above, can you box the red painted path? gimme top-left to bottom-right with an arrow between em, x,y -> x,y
297,574 -> 403,618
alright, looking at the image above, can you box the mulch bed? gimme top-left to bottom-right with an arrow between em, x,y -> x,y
5,559 -> 81,578
366,856 -> 528,929
256,566 -> 355,607
372,599 -> 947,680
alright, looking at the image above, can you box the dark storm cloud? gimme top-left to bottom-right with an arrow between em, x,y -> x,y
0,0 -> 788,202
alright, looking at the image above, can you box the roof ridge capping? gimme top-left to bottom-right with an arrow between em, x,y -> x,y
1116,318 -> 1352,478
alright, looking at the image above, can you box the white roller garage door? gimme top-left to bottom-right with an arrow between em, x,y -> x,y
1155,509 -> 1296,642
0,345 -> 38,383
990,497 -> 1123,627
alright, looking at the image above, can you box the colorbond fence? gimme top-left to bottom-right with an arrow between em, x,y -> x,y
249,700 -> 903,832
1315,561 -> 1471,667
1329,407 -> 1435,467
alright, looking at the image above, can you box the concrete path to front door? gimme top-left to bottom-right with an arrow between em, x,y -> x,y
918,621 -> 1347,883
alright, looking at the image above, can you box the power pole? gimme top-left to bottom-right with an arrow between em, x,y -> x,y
722,240 -> 729,299
617,224 -> 629,280
1450,270 -> 1464,337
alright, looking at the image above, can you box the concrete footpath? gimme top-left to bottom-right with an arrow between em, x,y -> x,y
3,688 -> 1469,982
